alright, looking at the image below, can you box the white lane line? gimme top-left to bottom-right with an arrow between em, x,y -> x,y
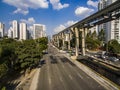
48,77 -> 51,85
69,74 -> 73,80
62,65 -> 65,68
60,77 -> 63,82
77,73 -> 83,79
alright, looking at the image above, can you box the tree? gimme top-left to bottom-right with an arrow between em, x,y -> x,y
0,37 -> 48,82
98,29 -> 105,41
91,30 -> 97,40
86,31 -> 100,50
107,39 -> 120,54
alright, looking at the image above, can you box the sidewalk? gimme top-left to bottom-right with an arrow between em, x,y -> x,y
29,68 -> 40,90
15,68 -> 39,90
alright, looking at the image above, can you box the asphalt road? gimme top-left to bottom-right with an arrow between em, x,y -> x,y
37,45 -> 106,90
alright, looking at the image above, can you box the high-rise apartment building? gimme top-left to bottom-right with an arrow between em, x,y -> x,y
19,23 -> 27,40
12,20 -> 19,39
33,24 -> 45,39
8,27 -> 13,38
98,0 -> 120,43
0,22 -> 5,38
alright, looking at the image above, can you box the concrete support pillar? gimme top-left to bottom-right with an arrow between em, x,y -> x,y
62,33 -> 65,50
55,36 -> 57,46
75,27 -> 79,57
68,33 -> 71,50
81,28 -> 86,56
57,36 -> 60,48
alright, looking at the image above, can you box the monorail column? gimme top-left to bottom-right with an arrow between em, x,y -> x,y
75,27 -> 79,57
68,32 -> 71,50
53,36 -> 55,46
81,28 -> 85,56
52,36 -> 54,45
57,35 -> 60,48
55,36 -> 57,47
62,32 -> 65,50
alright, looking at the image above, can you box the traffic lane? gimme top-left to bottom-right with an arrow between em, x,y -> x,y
37,54 -> 70,90
50,54 -> 82,90
48,55 -> 65,90
48,45 -> 58,54
55,56 -> 81,90
57,55 -> 106,90
56,55 -> 88,90
37,56 -> 49,90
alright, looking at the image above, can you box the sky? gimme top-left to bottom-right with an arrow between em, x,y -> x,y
0,0 -> 99,36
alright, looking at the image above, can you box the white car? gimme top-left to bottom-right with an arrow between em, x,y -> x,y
108,57 -> 119,62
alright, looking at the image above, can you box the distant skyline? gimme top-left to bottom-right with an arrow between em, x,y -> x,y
0,0 -> 99,36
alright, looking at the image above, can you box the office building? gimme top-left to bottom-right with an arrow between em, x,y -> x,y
0,22 -> 5,38
19,23 -> 27,40
33,24 -> 45,39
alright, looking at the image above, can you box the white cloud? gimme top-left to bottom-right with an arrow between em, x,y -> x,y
13,8 -> 29,15
50,0 -> 69,10
87,0 -> 99,8
20,17 -> 35,24
54,25 -> 66,33
3,0 -> 49,15
54,20 -> 77,33
65,20 -> 78,26
75,7 -> 94,17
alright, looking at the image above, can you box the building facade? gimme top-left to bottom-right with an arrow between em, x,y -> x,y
8,27 -> 13,38
0,22 -> 5,38
98,0 -> 120,43
12,20 -> 19,39
19,23 -> 27,40
33,24 -> 45,39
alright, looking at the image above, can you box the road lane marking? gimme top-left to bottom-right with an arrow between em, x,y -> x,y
62,65 -> 65,68
69,74 -> 73,80
77,73 -> 83,79
48,77 -> 51,85
60,77 -> 63,82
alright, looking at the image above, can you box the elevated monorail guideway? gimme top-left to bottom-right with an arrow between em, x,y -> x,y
52,0 -> 120,57
64,0 -> 120,30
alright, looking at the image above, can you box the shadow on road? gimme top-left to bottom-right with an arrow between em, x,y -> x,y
49,55 -> 58,64
59,56 -> 76,66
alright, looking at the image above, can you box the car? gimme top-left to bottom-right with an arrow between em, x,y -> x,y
108,57 -> 119,62
101,55 -> 106,59
94,54 -> 101,58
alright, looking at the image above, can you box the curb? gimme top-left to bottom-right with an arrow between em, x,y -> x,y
29,68 -> 40,90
